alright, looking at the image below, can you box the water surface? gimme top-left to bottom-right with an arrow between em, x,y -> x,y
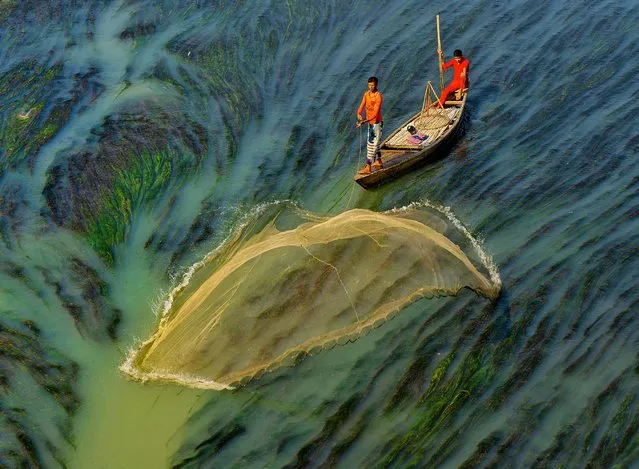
0,0 -> 637,467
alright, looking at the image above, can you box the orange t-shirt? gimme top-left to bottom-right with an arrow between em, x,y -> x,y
443,57 -> 470,88
357,90 -> 383,124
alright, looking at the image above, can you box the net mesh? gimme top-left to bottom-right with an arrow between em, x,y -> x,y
414,81 -> 451,130
125,205 -> 500,389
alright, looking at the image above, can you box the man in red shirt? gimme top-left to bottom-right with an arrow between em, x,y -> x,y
356,76 -> 384,174
437,49 -> 469,107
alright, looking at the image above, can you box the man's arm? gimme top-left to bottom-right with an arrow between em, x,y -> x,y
461,59 -> 469,86
438,49 -> 452,70
357,93 -> 366,121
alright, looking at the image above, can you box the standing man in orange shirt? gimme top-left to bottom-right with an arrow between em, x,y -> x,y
437,49 -> 469,107
356,76 -> 384,174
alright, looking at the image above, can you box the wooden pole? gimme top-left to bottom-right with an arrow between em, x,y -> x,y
436,15 -> 444,95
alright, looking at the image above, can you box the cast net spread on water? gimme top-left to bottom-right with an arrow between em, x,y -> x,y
122,204 -> 500,390
414,81 -> 451,130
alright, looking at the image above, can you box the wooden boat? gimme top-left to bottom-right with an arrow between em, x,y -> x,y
354,14 -> 467,190
353,92 -> 467,189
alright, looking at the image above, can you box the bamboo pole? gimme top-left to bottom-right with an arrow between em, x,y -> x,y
436,15 -> 444,95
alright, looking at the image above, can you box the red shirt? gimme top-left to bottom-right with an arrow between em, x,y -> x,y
443,57 -> 469,88
357,90 -> 383,124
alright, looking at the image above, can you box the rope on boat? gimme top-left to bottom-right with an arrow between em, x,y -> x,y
346,125 -> 363,207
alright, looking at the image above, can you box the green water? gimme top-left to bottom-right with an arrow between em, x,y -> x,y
68,231 -> 207,468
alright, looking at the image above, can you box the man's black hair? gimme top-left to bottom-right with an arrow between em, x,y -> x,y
368,76 -> 379,85
453,49 -> 463,57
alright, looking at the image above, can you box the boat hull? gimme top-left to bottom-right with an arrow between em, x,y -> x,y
354,94 -> 467,189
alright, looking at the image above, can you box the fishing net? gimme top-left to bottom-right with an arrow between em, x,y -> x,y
414,81 -> 451,130
124,204 -> 500,389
